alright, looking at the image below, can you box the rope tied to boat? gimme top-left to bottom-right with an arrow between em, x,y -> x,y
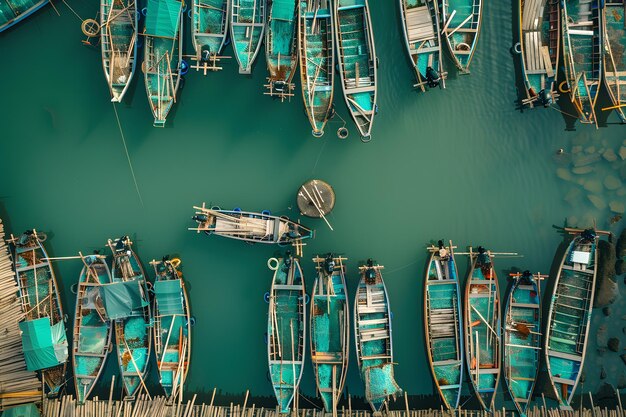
112,103 -> 144,207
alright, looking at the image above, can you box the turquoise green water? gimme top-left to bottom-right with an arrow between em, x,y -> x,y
1,0 -> 626,410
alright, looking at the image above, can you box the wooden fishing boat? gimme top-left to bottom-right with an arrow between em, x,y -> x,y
100,0 -> 137,102
151,257 -> 191,400
334,0 -> 377,139
440,0 -> 483,72
0,0 -> 49,32
503,271 -> 544,416
310,254 -> 349,413
267,253 -> 306,413
298,0 -> 335,137
602,0 -> 626,123
398,0 -> 446,90
463,246 -> 501,411
561,0 -> 602,126
191,0 -> 230,72
354,260 -> 401,413
230,0 -> 265,74
9,230 -> 68,396
72,254 -> 113,404
424,241 -> 463,410
265,0 -> 298,100
143,0 -> 184,127
190,203 -> 314,244
518,0 -> 560,107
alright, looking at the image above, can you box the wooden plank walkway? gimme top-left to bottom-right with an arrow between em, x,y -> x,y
406,6 -> 434,42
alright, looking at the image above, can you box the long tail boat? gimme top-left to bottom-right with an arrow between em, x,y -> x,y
518,0 -> 560,107
399,0 -> 446,90
440,0 -> 483,72
151,257 -> 191,400
267,252 -> 306,413
298,0 -> 335,137
334,0 -> 377,139
100,0 -> 137,102
464,246 -> 501,411
424,241 -> 463,410
9,230 -> 68,396
561,0 -> 602,126
602,0 -> 626,123
72,254 -> 113,404
230,0 -> 266,74
143,0 -> 184,127
354,259 -> 401,413
190,203 -> 314,245
265,0 -> 298,100
0,0 -> 48,32
503,271 -> 545,416
191,0 -> 230,72
310,254 -> 349,414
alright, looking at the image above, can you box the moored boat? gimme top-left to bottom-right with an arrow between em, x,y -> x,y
265,0 -> 298,99
602,0 -> 626,123
0,0 -> 49,32
191,0 -> 230,72
230,0 -> 266,74
267,252 -> 306,413
440,0 -> 483,72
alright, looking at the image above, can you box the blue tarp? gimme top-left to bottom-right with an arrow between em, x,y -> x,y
99,280 -> 147,320
19,318 -> 67,371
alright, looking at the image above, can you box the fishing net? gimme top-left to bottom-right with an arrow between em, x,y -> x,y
79,326 -> 108,354
124,316 -> 148,348
364,364 -> 402,403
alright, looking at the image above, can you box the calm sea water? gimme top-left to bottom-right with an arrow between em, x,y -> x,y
0,0 -> 625,410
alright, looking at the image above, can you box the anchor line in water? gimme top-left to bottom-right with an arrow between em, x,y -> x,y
311,138 -> 327,175
61,0 -> 83,21
113,102 -> 144,207
549,105 -> 581,120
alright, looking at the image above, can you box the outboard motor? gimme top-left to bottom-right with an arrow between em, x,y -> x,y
324,254 -> 335,274
192,214 -> 208,223
521,270 -> 533,284
274,81 -> 286,93
18,230 -> 34,245
539,89 -> 553,107
426,66 -> 441,88
438,240 -> 445,250
365,258 -> 377,284
581,228 -> 596,242
283,250 -> 292,270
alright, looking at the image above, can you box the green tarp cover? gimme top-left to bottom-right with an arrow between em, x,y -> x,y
145,0 -> 181,38
155,280 -> 184,316
1,404 -> 41,417
272,0 -> 296,21
19,318 -> 67,371
100,280 -> 147,320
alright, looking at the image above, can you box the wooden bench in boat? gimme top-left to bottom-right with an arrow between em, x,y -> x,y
522,0 -> 543,30
405,6 -> 435,42
470,367 -> 500,374
360,328 -> 389,341
511,302 -> 539,309
432,359 -> 460,366
312,351 -> 343,363
360,354 -> 391,360
16,262 -> 49,272
547,349 -> 582,362
561,264 -> 594,275
552,376 -> 577,386
358,305 -> 387,314
273,284 -> 304,291
358,318 -> 388,327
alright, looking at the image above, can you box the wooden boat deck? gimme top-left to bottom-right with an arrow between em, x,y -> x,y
405,6 -> 435,42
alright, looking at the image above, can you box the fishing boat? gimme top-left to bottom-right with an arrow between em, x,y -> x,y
9,230 -> 68,396
151,257 -> 191,400
72,254 -> 113,404
310,254 -> 349,413
424,241 -> 463,410
545,228 -> 606,409
230,0 -> 265,74
561,0 -> 602,126
503,271 -> 544,416
354,259 -> 401,413
267,252 -> 306,413
100,0 -> 137,102
602,0 -> 626,122
440,0 -> 483,72
191,0 -> 230,72
398,0 -> 445,90
264,0 -> 298,99
0,0 -> 49,32
190,203 -> 314,244
463,246 -> 501,411
143,0 -> 184,127
334,0 -> 377,139
518,0 -> 560,107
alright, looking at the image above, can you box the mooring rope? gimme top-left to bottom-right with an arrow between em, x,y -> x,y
310,138 -> 327,175
61,0 -> 83,21
549,104 -> 580,120
112,103 -> 144,207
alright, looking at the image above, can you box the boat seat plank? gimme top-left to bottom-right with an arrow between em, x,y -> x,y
561,264 -> 594,275
552,376 -> 577,385
541,46 -> 554,77
470,367 -> 500,374
273,284 -> 304,291
511,302 -> 539,309
432,359 -> 461,366
358,305 -> 387,314
469,280 -> 495,285
547,349 -> 582,362
358,318 -> 388,326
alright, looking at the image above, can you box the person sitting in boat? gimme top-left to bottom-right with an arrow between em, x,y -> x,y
437,240 -> 449,260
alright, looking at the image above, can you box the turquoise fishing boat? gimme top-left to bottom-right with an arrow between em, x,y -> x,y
230,0 -> 265,74
602,0 -> 626,123
310,254 -> 349,413
334,0 -> 377,139
298,0 -> 335,136
398,0 -> 445,90
440,0 -> 483,72
265,0 -> 298,99
561,0 -> 602,126
354,259 -> 401,413
191,0 -> 230,72
0,0 -> 48,32
518,0 -> 560,107
143,0 -> 184,127
464,246 -> 501,411
72,255 -> 113,404
267,253 -> 306,413
424,241 -> 463,410
100,0 -> 137,101
10,230 -> 68,396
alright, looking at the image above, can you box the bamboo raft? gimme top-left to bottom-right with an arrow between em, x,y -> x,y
264,0 -> 298,100
0,0 -> 49,32
602,0 -> 626,122
191,0 -> 230,73
440,0 -> 483,72
230,0 -> 266,74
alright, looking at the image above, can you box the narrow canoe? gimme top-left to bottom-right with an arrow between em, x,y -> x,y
10,230 -> 68,396
602,0 -> 626,123
144,0 -> 184,127
424,241 -> 463,410
265,0 -> 298,99
518,0 -> 560,107
440,0 -> 483,72
399,0 -> 445,90
334,0 -> 377,139
230,0 -> 266,74
267,253 -> 306,414
72,255 -> 113,404
464,247 -> 501,411
0,0 -> 48,32
100,0 -> 137,102
191,0 -> 230,71
561,0 -> 602,126
354,260 -> 401,413
298,0 -> 335,137
152,257 -> 191,400
310,254 -> 349,413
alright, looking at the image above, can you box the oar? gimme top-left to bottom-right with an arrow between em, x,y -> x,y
470,305 -> 498,338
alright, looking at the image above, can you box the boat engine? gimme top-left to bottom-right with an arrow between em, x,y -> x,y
538,89 -> 553,107
426,66 -> 441,88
